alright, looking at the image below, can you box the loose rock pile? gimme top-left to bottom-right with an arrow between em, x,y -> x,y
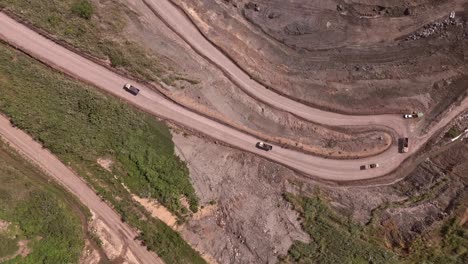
406,11 -> 461,41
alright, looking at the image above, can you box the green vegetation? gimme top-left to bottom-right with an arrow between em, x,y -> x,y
284,190 -> 467,264
0,141 -> 84,263
0,234 -> 18,259
282,193 -> 398,264
408,217 -> 467,264
440,218 -> 467,259
0,43 -> 197,214
446,127 -> 462,138
0,0 -> 195,85
71,0 -> 93,20
0,43 -> 203,263
405,191 -> 467,264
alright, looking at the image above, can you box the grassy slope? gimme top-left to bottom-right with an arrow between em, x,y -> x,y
283,192 -> 467,264
404,188 -> 467,264
0,0 -> 166,82
408,216 -> 467,264
0,234 -> 18,260
0,141 -> 84,263
283,193 -> 398,264
0,0 -> 199,212
0,43 -> 204,263
0,0 -> 198,86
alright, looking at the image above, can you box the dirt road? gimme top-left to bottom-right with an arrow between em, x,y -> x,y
0,12 -> 466,181
142,0 -> 408,134
0,115 -> 163,264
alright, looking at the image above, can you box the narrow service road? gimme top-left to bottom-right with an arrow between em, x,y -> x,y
0,115 -> 163,264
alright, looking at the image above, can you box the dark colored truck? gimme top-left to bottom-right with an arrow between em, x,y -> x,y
124,83 -> 140,96
360,164 -> 379,170
360,165 -> 370,170
402,137 -> 409,153
256,142 -> 273,151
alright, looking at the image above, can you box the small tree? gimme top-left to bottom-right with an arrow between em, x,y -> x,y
71,0 -> 94,20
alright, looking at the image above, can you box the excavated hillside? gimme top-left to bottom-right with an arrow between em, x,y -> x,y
171,0 -> 467,115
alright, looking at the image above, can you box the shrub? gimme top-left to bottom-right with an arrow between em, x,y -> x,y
71,0 -> 93,20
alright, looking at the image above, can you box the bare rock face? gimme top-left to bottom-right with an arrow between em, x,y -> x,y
172,132 -> 309,264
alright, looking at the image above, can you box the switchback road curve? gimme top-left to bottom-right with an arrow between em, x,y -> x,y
0,12 -> 467,182
142,0 -> 409,134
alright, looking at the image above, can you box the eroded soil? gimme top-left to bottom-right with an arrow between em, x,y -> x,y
106,0 -> 394,158
170,0 -> 467,115
172,131 -> 309,263
171,116 -> 467,263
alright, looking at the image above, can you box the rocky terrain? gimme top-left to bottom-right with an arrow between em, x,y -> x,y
0,0 -> 466,263
172,115 -> 467,263
159,1 -> 467,262
117,0 -> 393,158
170,0 -> 467,115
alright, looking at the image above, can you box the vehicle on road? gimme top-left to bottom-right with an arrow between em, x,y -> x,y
401,137 -> 409,153
361,164 -> 379,170
124,83 -> 140,96
256,142 -> 272,151
360,165 -> 370,170
403,112 -> 424,119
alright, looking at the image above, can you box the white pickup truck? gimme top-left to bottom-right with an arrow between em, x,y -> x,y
403,112 -> 424,119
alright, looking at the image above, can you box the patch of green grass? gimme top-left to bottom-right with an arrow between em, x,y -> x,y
0,44 -> 203,263
0,141 -> 84,264
0,234 -> 18,259
284,190 -> 468,264
71,0 -> 93,20
6,192 -> 84,264
405,193 -> 467,264
0,0 -> 166,82
406,217 -> 467,264
282,193 -> 398,264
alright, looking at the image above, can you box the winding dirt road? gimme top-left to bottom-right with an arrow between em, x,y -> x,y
142,0 -> 408,134
0,12 -> 467,182
0,115 -> 163,264
0,4 -> 466,263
